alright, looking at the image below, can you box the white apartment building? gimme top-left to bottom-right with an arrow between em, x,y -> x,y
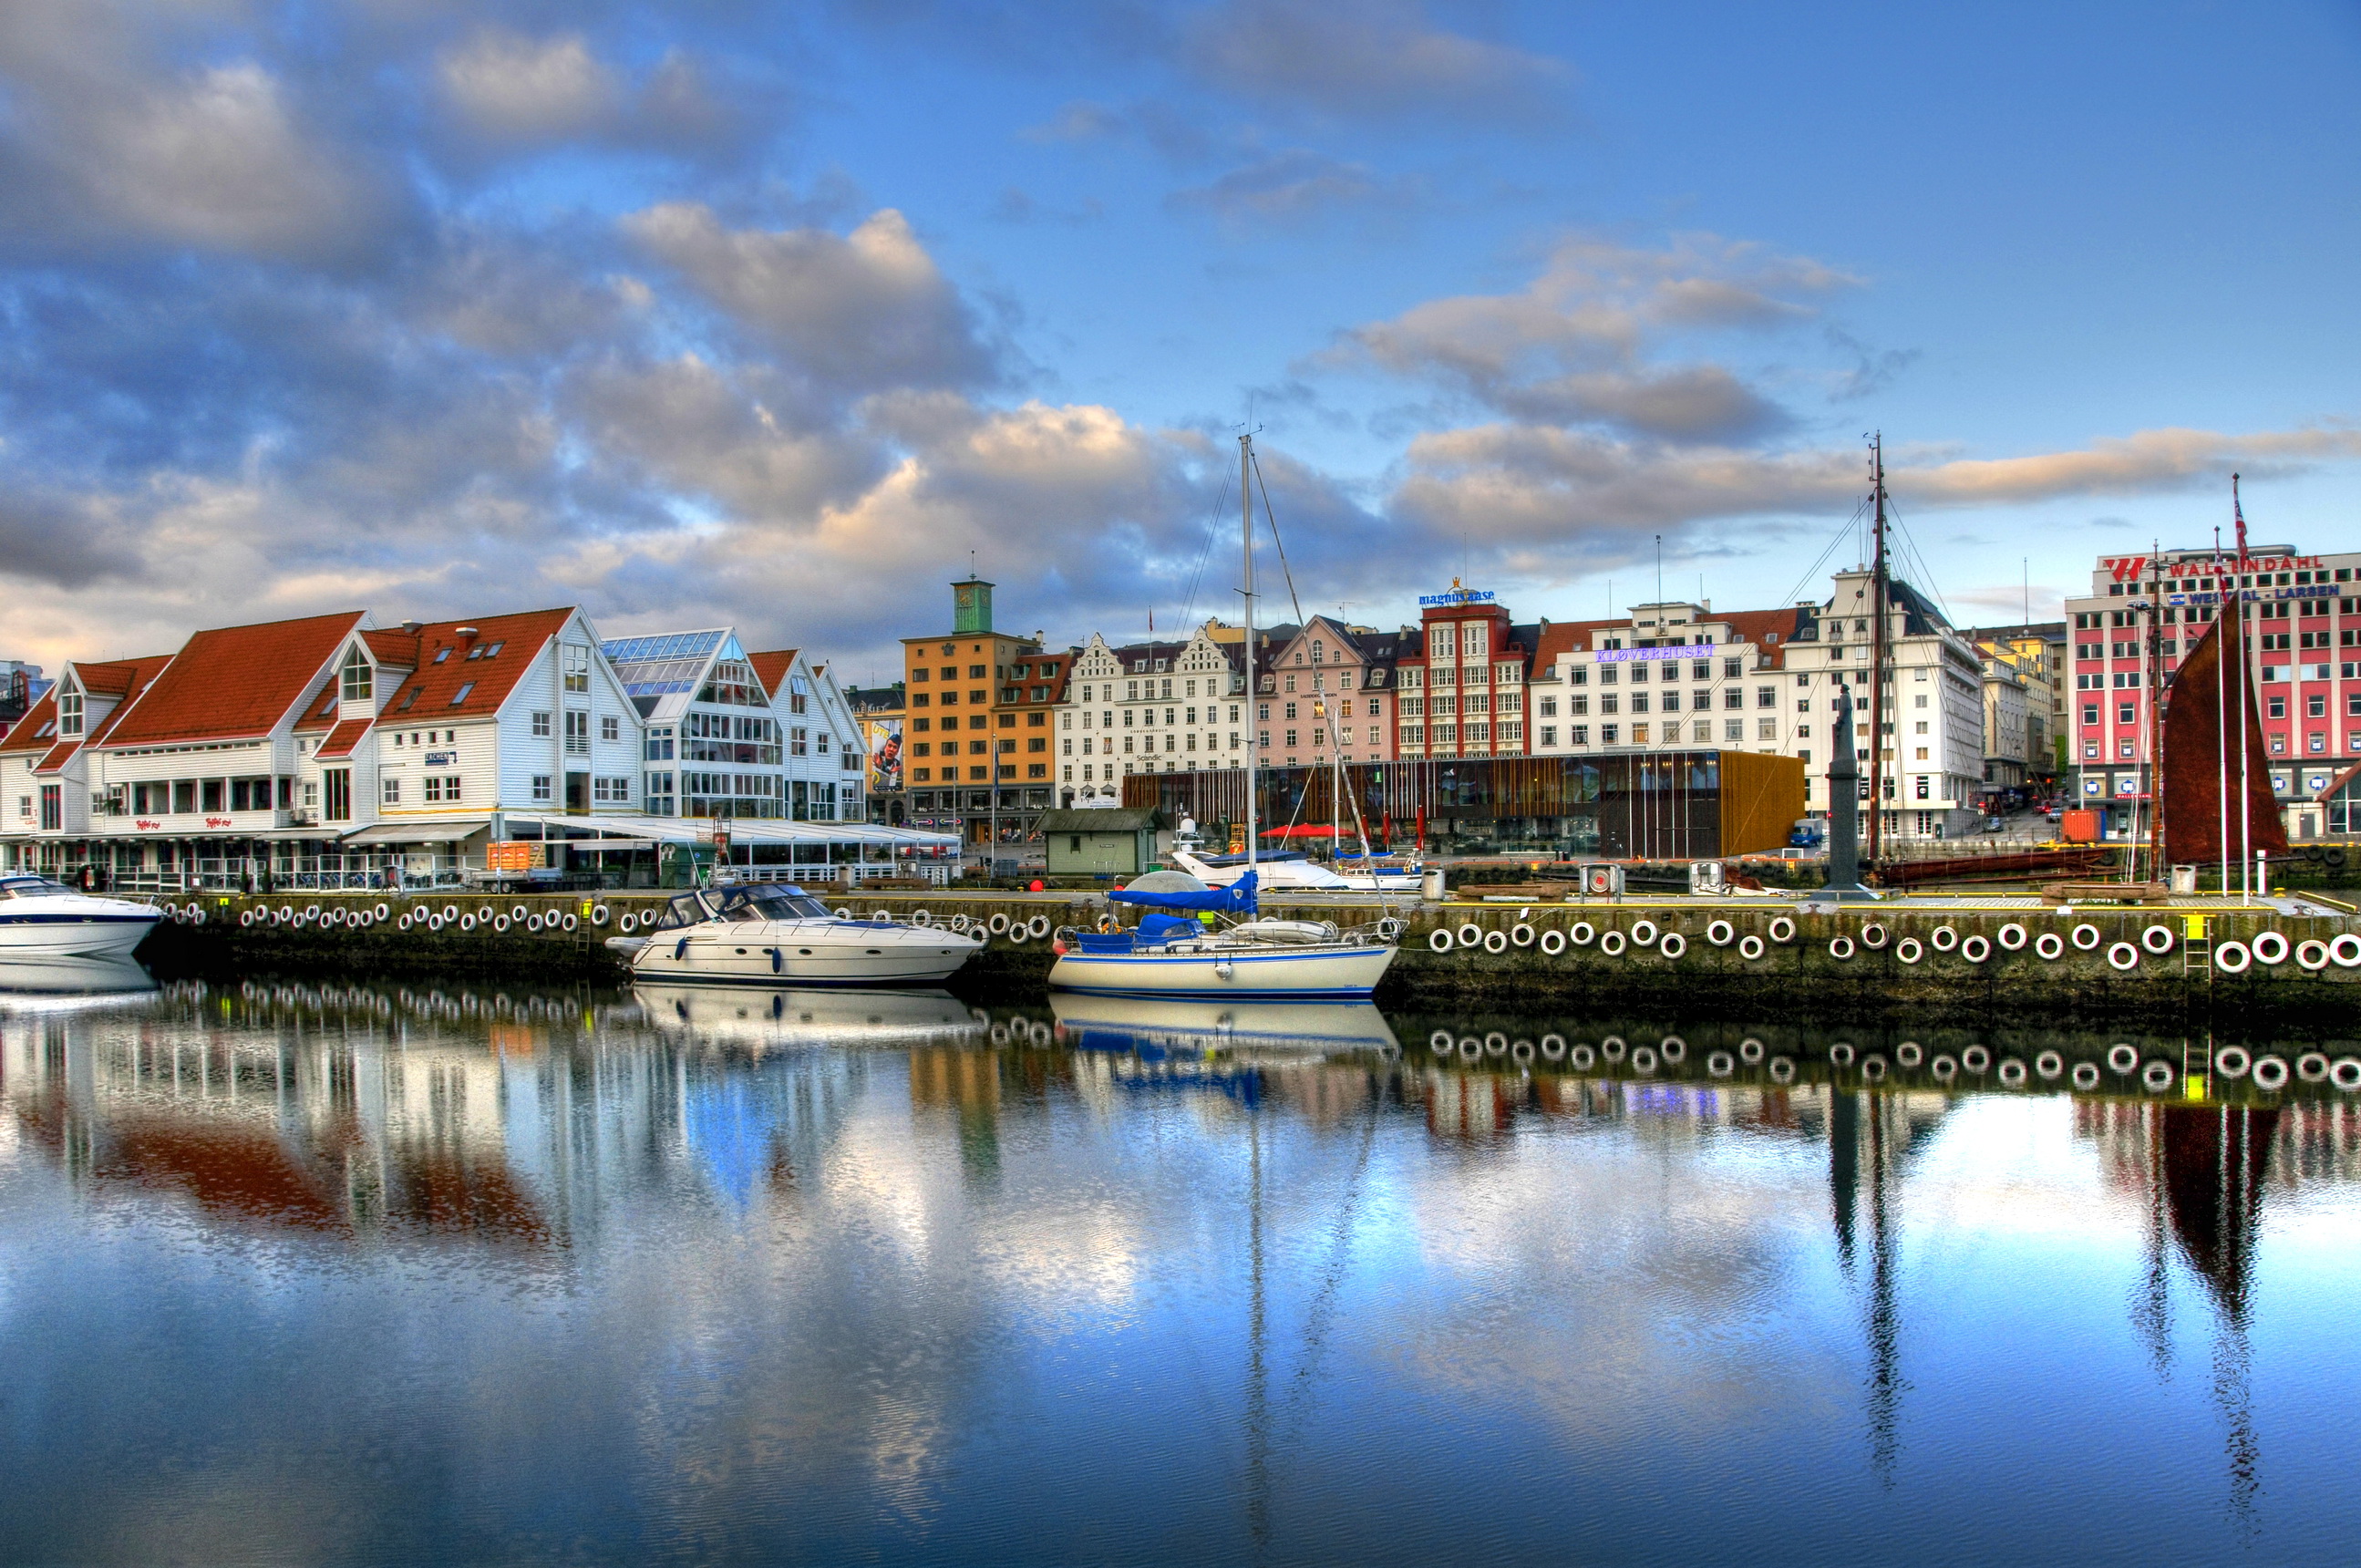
1056,622 -> 1253,802
597,630 -> 864,821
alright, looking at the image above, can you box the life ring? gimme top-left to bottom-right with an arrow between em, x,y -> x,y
834,906 -> 852,919
2035,932 -> 2067,960
2105,941 -> 2139,972
1459,1037 -> 1483,1060
511,905 -> 530,923
1739,1037 -> 1765,1064
1659,932 -> 1687,960
1009,924 -> 1029,945
1769,1056 -> 1796,1083
441,904 -> 458,922
1895,937 -> 1924,965
1930,925 -> 1958,953
1510,923 -> 1536,948
2139,924 -> 2174,955
2213,940 -> 2253,974
1376,917 -> 1405,940
1027,915 -> 1052,939
1829,1042 -> 1856,1068
2250,931 -> 2290,965
459,913 -> 476,933
1430,1030 -> 1454,1054
493,915 -> 510,933
1896,1041 -> 1924,1068
1630,1047 -> 1658,1075
373,902 -> 389,921
1599,930 -> 1628,955
1707,920 -> 1735,947
2332,1057 -> 2361,1092
2297,939 -> 2332,971
2141,1060 -> 2177,1094
1569,922 -> 1595,946
2106,1044 -> 2139,1075
1961,934 -> 1993,964
592,905 -> 610,926
398,913 -> 413,931
1660,1035 -> 1686,1062
1541,1034 -> 1566,1060
1962,1045 -> 1992,1074
1456,923 -> 1483,948
2071,1062 -> 2101,1090
989,913 -> 1012,935
1997,923 -> 2028,951
1539,928 -> 1567,955
2332,934 -> 2361,968
1707,1051 -> 1735,1078
1510,1038 -> 1534,1063
426,913 -> 443,932
1861,923 -> 1890,950
1570,1044 -> 1597,1069
1932,1055 -> 1958,1082
2252,1055 -> 2290,1090
2071,923 -> 2102,951
526,913 -> 543,933
2035,1049 -> 2065,1079
911,909 -> 932,926
562,913 -> 577,933
1738,934 -> 1767,961
2212,1045 -> 2252,1078
1768,916 -> 1796,944
1601,1035 -> 1627,1061
619,912 -> 638,934
1631,920 -> 1658,948
477,905 -> 493,923
1485,1031 -> 1509,1057
2297,1051 -> 2331,1083
1428,929 -> 1455,954
1482,929 -> 1509,954
305,903 -> 321,920
1829,935 -> 1856,961
1861,1054 -> 1888,1082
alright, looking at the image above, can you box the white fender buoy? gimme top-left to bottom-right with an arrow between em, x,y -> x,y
1768,917 -> 1796,944
1738,934 -> 1766,961
2139,923 -> 2175,954
2106,941 -> 2139,971
1739,1037 -> 1765,1064
1930,925 -> 1958,953
2035,932 -> 2067,961
1428,929 -> 1454,953
2141,1060 -> 2177,1094
1510,923 -> 1536,948
2331,934 -> 2361,968
1569,922 -> 1595,946
1599,929 -> 1628,955
1631,920 -> 1658,948
1541,1034 -> 1566,1059
1430,1029 -> 1454,1054
2331,1057 -> 2361,1092
2071,923 -> 2102,951
1659,932 -> 1687,960
1962,1045 -> 1992,1074
2214,940 -> 2253,974
2251,931 -> 2290,965
1997,923 -> 2027,951
1602,1035 -> 1627,1060
2212,1046 -> 2252,1078
1861,1054 -> 1888,1081
1769,1056 -> 1796,1083
1485,1031 -> 1509,1056
1861,923 -> 1890,950
1027,914 -> 1052,939
1510,1038 -> 1534,1061
1570,1044 -> 1597,1069
1540,928 -> 1567,955
2106,1044 -> 2139,1074
1895,937 -> 1924,965
1897,1041 -> 1924,1068
1961,934 -> 1993,964
1829,1042 -> 1856,1068
1457,923 -> 1482,948
990,913 -> 1012,935
1630,1047 -> 1659,1075
2071,1062 -> 2101,1090
1829,935 -> 1856,961
1707,920 -> 1735,946
1932,1055 -> 1958,1082
2035,1049 -> 2065,1079
2253,1055 -> 2290,1090
1707,1051 -> 1735,1078
1482,929 -> 1509,954
2297,1052 -> 2331,1083
1659,1035 -> 1686,1061
2297,939 -> 2332,971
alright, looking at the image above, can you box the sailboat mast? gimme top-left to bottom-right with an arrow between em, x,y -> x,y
2216,522 -> 2230,897
2147,540 -> 2164,881
1867,436 -> 1889,869
2235,474 -> 2251,902
1242,433 -> 1258,872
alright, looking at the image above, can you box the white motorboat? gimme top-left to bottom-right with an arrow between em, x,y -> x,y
0,953 -> 159,1008
0,874 -> 162,960
605,882 -> 982,987
632,983 -> 986,1047
1170,846 -> 1355,892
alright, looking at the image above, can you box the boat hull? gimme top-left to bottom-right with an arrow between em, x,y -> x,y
1048,941 -> 1396,999
624,921 -> 982,987
0,906 -> 161,960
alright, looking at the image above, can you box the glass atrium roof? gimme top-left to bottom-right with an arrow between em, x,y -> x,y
603,630 -> 727,698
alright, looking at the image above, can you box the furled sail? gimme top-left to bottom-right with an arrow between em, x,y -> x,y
2160,603 -> 2286,865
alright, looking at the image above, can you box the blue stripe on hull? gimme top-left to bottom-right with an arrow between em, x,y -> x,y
1050,985 -> 1379,1001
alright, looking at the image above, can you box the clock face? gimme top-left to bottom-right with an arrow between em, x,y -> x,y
957,588 -> 974,605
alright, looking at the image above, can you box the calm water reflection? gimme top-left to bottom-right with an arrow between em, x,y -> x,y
3,975 -> 2358,1566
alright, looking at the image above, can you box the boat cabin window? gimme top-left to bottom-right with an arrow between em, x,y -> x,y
0,877 -> 74,899
708,885 -> 835,921
651,893 -> 711,931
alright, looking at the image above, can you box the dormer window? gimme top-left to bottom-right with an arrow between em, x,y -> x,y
483,642 -> 503,658
57,692 -> 82,737
341,647 -> 374,703
434,648 -> 451,663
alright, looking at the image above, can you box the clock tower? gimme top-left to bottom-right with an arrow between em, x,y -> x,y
952,576 -> 994,634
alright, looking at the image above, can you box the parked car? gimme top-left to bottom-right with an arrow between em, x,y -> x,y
1983,816 -> 2005,832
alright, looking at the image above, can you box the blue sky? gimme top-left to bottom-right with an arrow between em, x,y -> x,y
5,2 -> 2356,678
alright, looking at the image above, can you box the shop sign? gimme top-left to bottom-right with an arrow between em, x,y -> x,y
425,751 -> 456,766
1596,644 -> 1716,664
134,819 -> 161,830
205,816 -> 233,828
1419,585 -> 1495,606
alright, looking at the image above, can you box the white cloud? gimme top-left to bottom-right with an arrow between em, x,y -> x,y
438,29 -> 620,141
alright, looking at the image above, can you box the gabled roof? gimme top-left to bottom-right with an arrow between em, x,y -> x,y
376,609 -> 577,726
101,612 -> 366,748
18,654 -> 174,772
362,630 -> 422,668
316,717 -> 375,758
0,689 -> 60,756
748,650 -> 799,702
1717,606 -> 1810,649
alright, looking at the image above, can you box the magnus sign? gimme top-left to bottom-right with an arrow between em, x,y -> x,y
1418,587 -> 1496,607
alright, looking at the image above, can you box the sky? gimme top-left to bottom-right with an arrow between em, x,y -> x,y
4,0 -> 2358,684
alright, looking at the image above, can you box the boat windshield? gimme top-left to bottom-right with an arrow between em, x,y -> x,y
0,877 -> 74,900
707,885 -> 835,922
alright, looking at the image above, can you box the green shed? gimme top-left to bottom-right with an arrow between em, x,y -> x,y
1039,808 -> 1167,877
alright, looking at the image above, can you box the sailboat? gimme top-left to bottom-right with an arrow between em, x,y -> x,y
1046,434 -> 1402,999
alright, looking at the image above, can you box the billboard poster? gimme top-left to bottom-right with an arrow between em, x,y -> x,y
864,717 -> 903,791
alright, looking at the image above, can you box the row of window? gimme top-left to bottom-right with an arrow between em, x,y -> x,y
908,765 -> 1052,781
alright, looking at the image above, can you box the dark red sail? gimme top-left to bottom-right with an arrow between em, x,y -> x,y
2160,603 -> 2287,866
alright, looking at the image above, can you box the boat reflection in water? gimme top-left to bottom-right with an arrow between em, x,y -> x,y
1049,992 -> 1399,1059
0,953 -> 159,1007
631,983 -> 985,1051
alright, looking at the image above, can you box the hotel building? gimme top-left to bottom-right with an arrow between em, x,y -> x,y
899,577 -> 1071,852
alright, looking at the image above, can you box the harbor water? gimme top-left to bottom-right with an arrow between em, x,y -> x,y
3,973 -> 2358,1565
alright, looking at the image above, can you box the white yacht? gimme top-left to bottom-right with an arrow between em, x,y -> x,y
605,882 -> 983,987
0,874 -> 162,960
1170,845 -> 1422,894
631,984 -> 986,1048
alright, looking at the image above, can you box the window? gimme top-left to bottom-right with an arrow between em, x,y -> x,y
2120,703 -> 2138,724
449,682 -> 474,706
1571,726 -> 1590,747
1724,689 -> 1743,709
602,715 -> 621,742
563,644 -> 591,694
533,774 -> 553,802
1758,717 -> 1776,740
340,647 -> 372,704
2269,696 -> 2288,720
323,769 -> 352,822
1602,725 -> 1619,745
2083,704 -> 2099,726
2308,694 -> 2328,717
593,777 -> 632,803
534,710 -> 553,738
382,777 -> 401,805
39,784 -> 61,830
57,691 -> 83,737
1725,719 -> 1743,742
564,709 -> 589,754
645,727 -> 674,760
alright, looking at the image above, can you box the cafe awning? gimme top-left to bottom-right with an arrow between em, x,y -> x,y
340,817 -> 494,845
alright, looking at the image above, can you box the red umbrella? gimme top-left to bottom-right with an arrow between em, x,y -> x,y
1261,823 -> 1340,839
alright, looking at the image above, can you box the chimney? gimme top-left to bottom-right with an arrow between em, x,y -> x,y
400,620 -> 423,635
456,626 -> 479,641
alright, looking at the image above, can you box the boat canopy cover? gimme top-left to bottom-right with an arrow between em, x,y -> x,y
1111,870 -> 1257,913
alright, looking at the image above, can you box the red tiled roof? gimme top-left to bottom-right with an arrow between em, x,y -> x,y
374,608 -> 576,726
35,740 -> 78,773
0,689 -> 57,756
363,630 -> 422,667
294,686 -> 341,732
316,717 -> 375,758
749,649 -> 799,701
15,655 -> 173,772
103,612 -> 366,748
